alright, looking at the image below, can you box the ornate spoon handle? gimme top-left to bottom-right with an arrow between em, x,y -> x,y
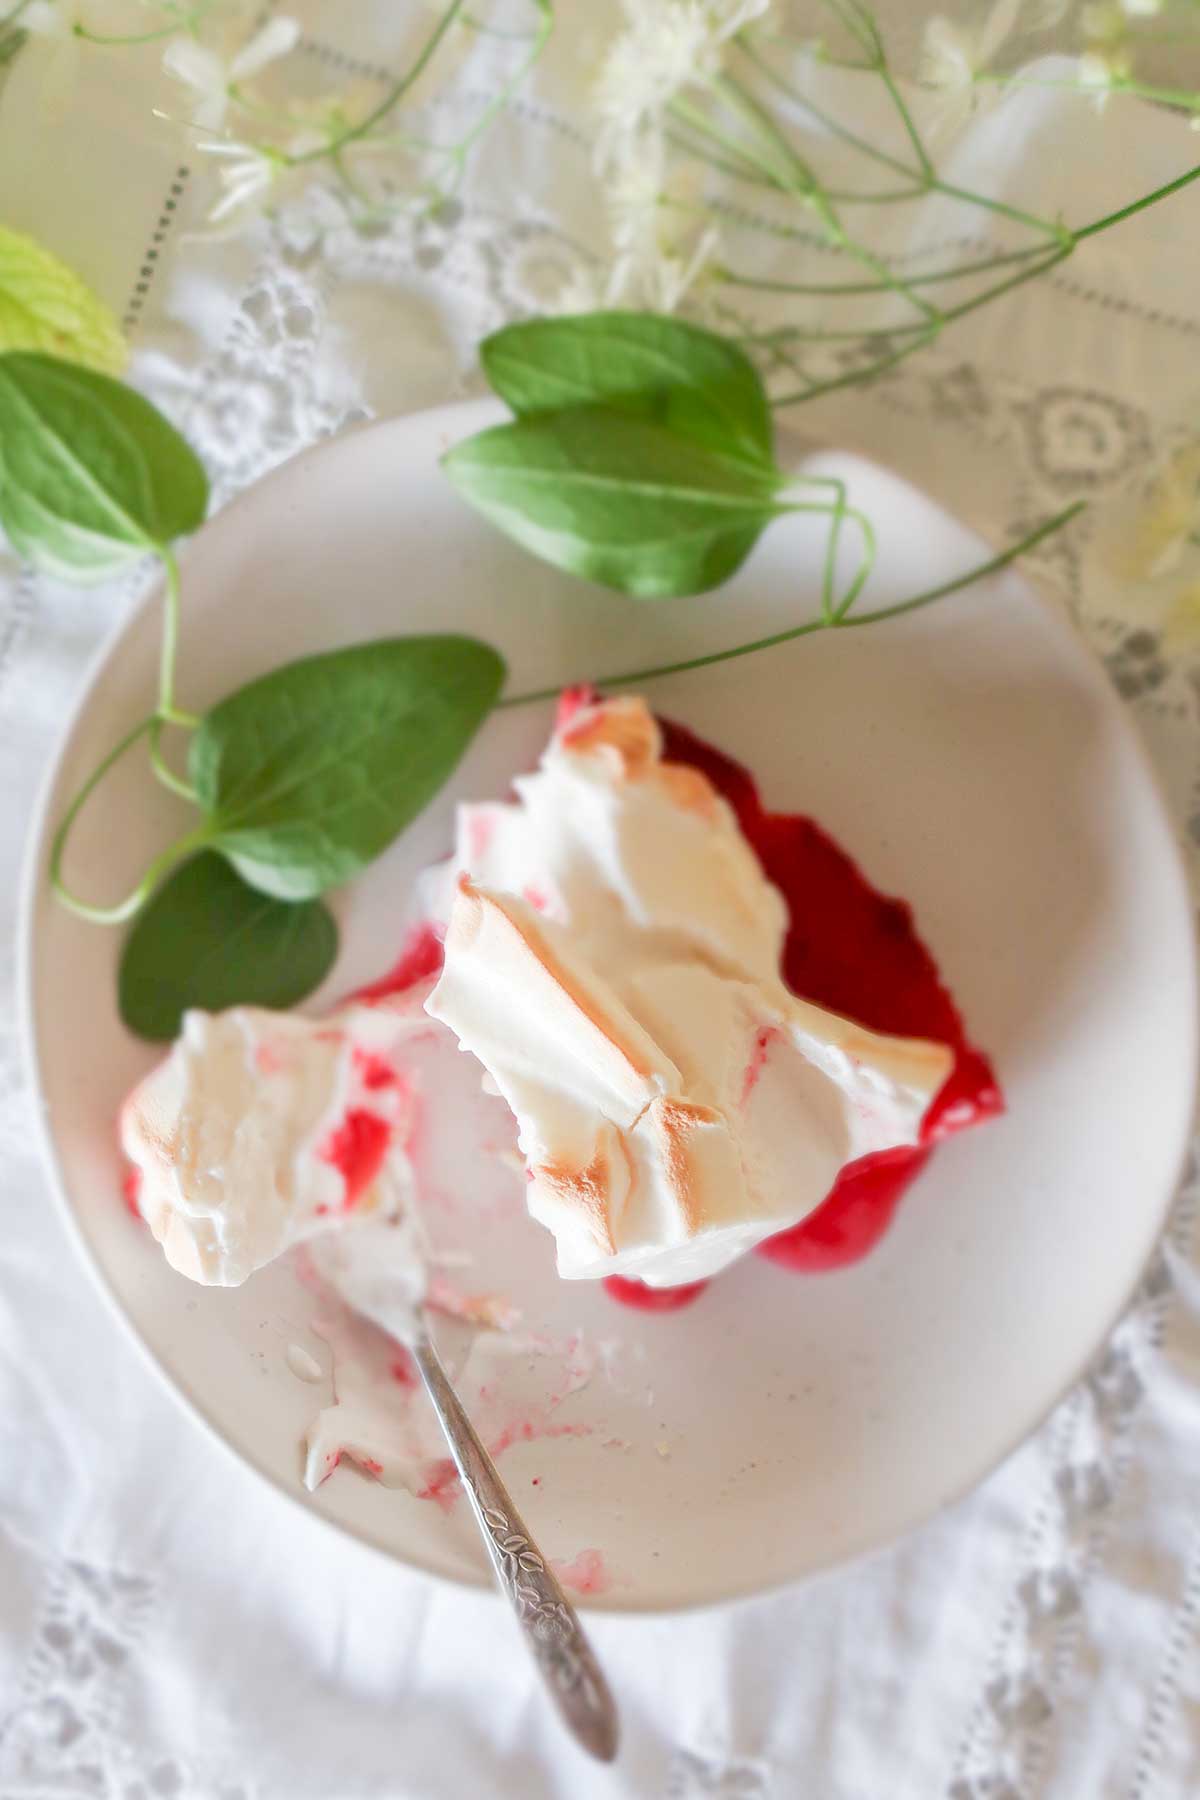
411,1329 -> 619,1763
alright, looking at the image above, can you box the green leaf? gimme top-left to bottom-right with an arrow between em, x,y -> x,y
118,852 -> 338,1041
190,636 -> 506,901
0,352 -> 208,580
0,227 -> 126,373
481,311 -> 774,466
443,404 -> 787,599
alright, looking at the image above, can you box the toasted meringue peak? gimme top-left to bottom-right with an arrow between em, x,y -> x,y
426,693 -> 956,1286
557,693 -> 661,779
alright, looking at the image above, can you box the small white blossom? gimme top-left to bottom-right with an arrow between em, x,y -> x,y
21,0 -> 68,31
193,130 -> 321,233
1072,0 -> 1135,103
602,142 -> 720,313
594,0 -> 769,164
1077,45 -> 1129,105
195,138 -> 279,223
163,15 -> 300,133
918,0 -> 1022,133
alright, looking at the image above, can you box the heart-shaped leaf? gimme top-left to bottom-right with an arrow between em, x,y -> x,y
0,352 -> 208,579
190,635 -> 506,900
443,404 -> 787,598
119,851 -> 338,1041
480,311 -> 774,466
0,226 -> 126,373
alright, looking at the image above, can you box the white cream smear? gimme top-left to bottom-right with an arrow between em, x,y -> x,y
425,695 -> 954,1286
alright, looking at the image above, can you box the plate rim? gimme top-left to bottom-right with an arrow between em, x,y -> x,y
18,397 -> 1200,1613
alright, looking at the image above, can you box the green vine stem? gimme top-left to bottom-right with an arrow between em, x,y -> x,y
73,0 -> 216,45
971,67 -> 1200,115
495,502 -> 1084,713
657,8 -> 1200,417
156,547 -> 199,729
49,714 -> 209,924
282,0 -> 470,168
716,244 -> 1047,298
51,543 -> 204,922
762,146 -> 1200,408
149,718 -> 200,804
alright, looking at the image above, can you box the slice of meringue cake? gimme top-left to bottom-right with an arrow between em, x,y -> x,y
425,694 -> 954,1288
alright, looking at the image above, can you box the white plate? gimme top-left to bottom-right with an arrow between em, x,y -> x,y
21,400 -> 1198,1611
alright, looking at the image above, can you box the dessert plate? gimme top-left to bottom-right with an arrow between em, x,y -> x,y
20,400 -> 1197,1610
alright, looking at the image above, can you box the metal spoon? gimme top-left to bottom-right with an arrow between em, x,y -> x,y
310,1227 -> 619,1762
410,1323 -> 619,1762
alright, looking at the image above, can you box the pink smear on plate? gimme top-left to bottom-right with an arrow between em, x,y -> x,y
416,1419 -> 591,1511
552,1549 -> 611,1597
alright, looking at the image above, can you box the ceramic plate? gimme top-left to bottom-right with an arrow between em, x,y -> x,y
21,400 -> 1197,1610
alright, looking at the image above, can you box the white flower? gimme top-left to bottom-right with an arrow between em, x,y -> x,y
21,0 -> 68,31
918,0 -> 1021,132
163,16 -> 300,133
1077,44 -> 1130,105
594,0 -> 769,162
190,123 -> 326,234
195,139 -> 278,223
601,141 -> 720,313
1078,0 -> 1135,99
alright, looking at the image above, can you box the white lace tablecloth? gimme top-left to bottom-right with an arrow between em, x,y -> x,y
4,8 -> 1200,1797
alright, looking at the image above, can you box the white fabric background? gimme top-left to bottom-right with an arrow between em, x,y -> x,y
2,7 -> 1200,1796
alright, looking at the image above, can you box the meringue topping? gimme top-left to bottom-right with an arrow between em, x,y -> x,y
426,695 -> 955,1286
120,992 -> 430,1286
